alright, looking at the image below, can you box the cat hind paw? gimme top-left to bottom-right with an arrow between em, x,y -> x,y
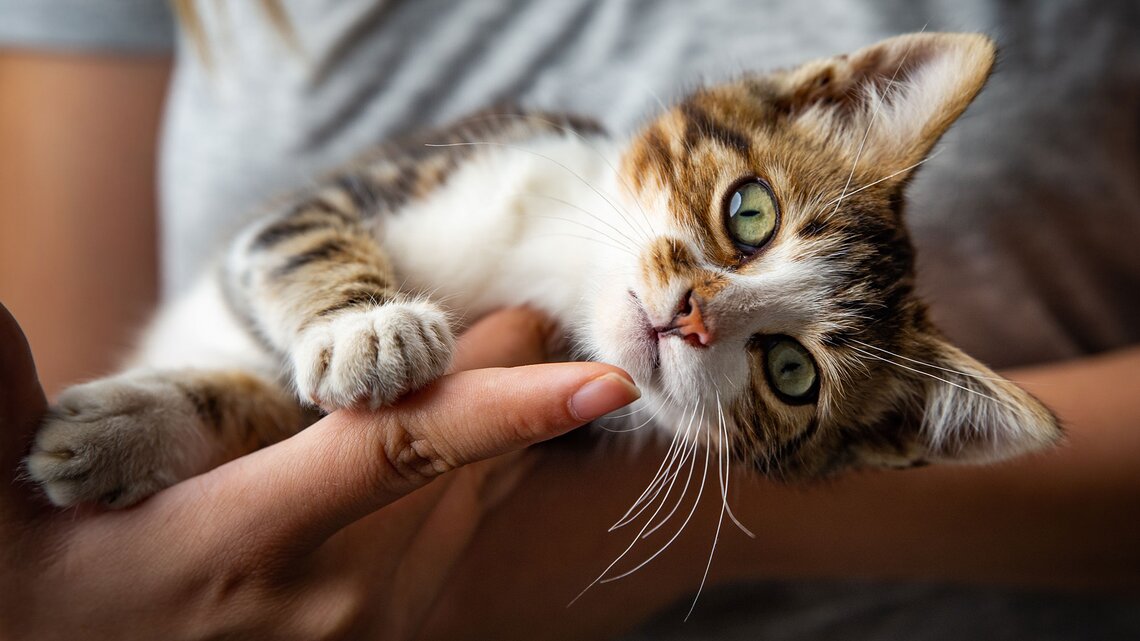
26,377 -> 207,508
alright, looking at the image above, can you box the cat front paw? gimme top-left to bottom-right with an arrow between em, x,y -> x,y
26,376 -> 213,508
291,300 -> 455,410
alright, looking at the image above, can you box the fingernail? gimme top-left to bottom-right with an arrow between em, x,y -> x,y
570,372 -> 641,422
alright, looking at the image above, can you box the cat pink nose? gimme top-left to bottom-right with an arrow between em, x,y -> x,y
671,291 -> 713,346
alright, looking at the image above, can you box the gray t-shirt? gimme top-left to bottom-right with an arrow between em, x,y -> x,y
3,0 -> 1138,638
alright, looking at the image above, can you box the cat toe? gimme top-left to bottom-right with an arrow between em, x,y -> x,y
26,377 -> 208,508
29,412 -> 163,507
291,301 -> 455,410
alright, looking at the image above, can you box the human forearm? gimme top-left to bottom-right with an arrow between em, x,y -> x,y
0,52 -> 169,396
719,346 -> 1140,588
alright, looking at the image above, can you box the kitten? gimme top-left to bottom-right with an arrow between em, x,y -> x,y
27,33 -> 1060,508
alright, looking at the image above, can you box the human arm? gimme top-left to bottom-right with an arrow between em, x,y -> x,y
0,51 -> 169,396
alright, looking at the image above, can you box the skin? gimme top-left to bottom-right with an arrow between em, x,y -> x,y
0,52 -> 167,397
2,51 -> 1137,641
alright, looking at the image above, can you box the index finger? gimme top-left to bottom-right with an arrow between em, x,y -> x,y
203,362 -> 639,551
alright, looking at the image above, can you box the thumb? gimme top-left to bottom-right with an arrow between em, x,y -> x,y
0,302 -> 49,520
207,362 -> 639,549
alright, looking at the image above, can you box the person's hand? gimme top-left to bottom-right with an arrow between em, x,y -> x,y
0,303 -> 639,640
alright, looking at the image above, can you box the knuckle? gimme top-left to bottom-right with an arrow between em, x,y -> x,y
364,414 -> 458,492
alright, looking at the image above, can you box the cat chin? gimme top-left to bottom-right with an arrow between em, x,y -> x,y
579,286 -> 660,386
592,328 -> 658,391
653,338 -> 738,407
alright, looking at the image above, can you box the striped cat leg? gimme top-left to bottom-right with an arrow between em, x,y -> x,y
227,184 -> 455,410
27,369 -> 306,508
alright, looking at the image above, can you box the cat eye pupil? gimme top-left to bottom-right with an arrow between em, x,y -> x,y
724,179 -> 778,252
763,336 -> 819,404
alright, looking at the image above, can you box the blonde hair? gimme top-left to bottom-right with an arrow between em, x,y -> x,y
171,0 -> 298,65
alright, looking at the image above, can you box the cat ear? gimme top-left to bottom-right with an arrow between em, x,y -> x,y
779,32 -> 996,179
907,339 -> 1062,465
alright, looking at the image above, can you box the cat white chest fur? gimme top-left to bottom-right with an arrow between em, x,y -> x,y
378,135 -> 628,327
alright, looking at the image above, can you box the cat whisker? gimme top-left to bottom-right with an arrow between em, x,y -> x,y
521,193 -> 642,251
424,140 -> 644,243
527,213 -> 639,254
461,112 -> 657,242
570,402 -> 702,607
610,403 -> 699,531
714,392 -> 755,539
847,345 -> 1018,412
815,153 -> 940,216
622,449 -> 692,528
641,420 -> 702,538
533,233 -> 639,258
685,403 -> 731,621
608,403 -> 691,529
597,407 -> 662,433
598,396 -> 658,423
850,339 -> 1022,384
600,406 -> 711,584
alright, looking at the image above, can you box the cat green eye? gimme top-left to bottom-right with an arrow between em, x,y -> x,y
725,179 -> 779,251
764,336 -> 819,404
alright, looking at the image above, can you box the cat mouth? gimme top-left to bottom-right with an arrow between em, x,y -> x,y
627,290 -> 661,370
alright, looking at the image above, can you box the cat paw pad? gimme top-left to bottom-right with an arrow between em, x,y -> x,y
291,300 -> 455,410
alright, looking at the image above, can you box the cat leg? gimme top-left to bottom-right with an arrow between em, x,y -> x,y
27,368 -> 306,508
226,186 -> 455,410
27,276 -> 308,508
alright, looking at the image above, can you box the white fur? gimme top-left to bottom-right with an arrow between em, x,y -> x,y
131,271 -> 277,375
380,135 -> 631,324
291,299 -> 454,409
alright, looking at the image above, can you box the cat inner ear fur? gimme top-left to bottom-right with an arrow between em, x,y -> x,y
771,32 -> 997,181
902,337 -> 1062,466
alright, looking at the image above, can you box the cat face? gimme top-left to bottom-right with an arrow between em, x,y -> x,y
586,33 -> 1061,479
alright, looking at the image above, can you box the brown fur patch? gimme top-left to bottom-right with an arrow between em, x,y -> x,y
173,371 -> 308,455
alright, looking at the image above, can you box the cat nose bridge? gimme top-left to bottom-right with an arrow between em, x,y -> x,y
641,235 -> 728,292
690,270 -> 729,303
641,235 -> 699,288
